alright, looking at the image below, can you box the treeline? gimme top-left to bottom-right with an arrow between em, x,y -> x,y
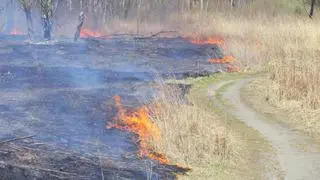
1,0 -> 318,40
6,0 -> 251,40
16,0 -> 253,25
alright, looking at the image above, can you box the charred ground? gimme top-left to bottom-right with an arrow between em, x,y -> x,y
0,34 -> 225,179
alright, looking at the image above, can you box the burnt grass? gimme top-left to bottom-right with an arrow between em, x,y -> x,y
0,34 -> 225,179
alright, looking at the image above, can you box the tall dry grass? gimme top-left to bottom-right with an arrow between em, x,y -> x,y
107,6 -> 320,167
100,2 -> 320,177
148,82 -> 235,171
98,3 -> 320,177
179,11 -> 320,135
177,12 -> 320,110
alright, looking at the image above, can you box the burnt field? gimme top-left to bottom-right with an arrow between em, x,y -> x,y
0,34 -> 226,180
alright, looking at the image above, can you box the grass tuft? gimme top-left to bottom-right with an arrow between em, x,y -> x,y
148,81 -> 235,168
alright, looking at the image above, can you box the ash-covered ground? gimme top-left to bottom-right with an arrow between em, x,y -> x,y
0,34 -> 224,180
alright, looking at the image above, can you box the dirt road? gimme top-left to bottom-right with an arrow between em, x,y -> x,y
210,78 -> 320,180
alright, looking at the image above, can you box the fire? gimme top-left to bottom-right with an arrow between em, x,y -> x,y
189,36 -> 224,45
226,65 -> 240,72
208,55 -> 234,64
107,96 -> 170,164
80,28 -> 104,38
10,28 -> 24,35
187,36 -> 240,72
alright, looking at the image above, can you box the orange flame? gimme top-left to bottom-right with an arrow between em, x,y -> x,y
80,28 -> 104,38
107,96 -> 170,164
187,36 -> 240,72
226,65 -> 240,72
208,55 -> 235,64
10,28 -> 24,35
189,36 -> 225,45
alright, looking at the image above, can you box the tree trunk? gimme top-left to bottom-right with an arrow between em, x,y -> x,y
42,16 -> 52,40
230,0 -> 236,8
92,0 -> 99,31
136,0 -> 141,34
74,12 -> 85,41
189,0 -> 193,10
200,0 -> 203,11
124,0 -> 132,19
39,0 -> 54,40
5,0 -> 14,34
24,8 -> 34,39
309,0 -> 316,18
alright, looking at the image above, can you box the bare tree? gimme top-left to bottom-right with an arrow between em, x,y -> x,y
10,0 -> 256,39
74,11 -> 85,41
39,0 -> 59,40
0,1 -> 10,32
17,0 -> 35,39
123,0 -> 133,19
309,0 -> 316,18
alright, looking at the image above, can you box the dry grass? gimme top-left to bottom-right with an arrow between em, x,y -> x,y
104,6 -> 320,177
173,11 -> 320,130
145,75 -> 275,179
102,12 -> 320,111
200,13 -> 320,134
116,10 -> 320,110
3,1 -> 319,176
118,7 -> 320,177
242,77 -> 320,140
147,81 -> 237,178
187,10 -> 320,139
191,13 -> 320,109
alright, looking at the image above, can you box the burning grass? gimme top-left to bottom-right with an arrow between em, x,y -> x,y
107,81 -> 236,178
80,28 -> 104,38
208,56 -> 234,64
5,2 -> 319,175
10,28 -> 25,35
101,9 -> 320,176
107,95 -> 171,165
185,36 -> 239,72
147,81 -> 236,178
187,36 -> 224,46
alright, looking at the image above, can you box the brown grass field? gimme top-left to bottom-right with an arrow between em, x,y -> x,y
2,1 -> 319,178
149,81 -> 236,179
131,2 -> 320,178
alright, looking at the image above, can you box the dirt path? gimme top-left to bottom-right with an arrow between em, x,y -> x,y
211,78 -> 320,180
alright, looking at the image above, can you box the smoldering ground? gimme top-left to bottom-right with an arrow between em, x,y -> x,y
0,32 -> 227,180
0,1 -> 229,179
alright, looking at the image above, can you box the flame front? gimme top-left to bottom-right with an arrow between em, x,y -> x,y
208,55 -> 234,64
226,64 -> 240,72
10,28 -> 24,35
189,36 -> 224,45
187,36 -> 240,72
80,28 -> 104,38
107,96 -> 170,164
